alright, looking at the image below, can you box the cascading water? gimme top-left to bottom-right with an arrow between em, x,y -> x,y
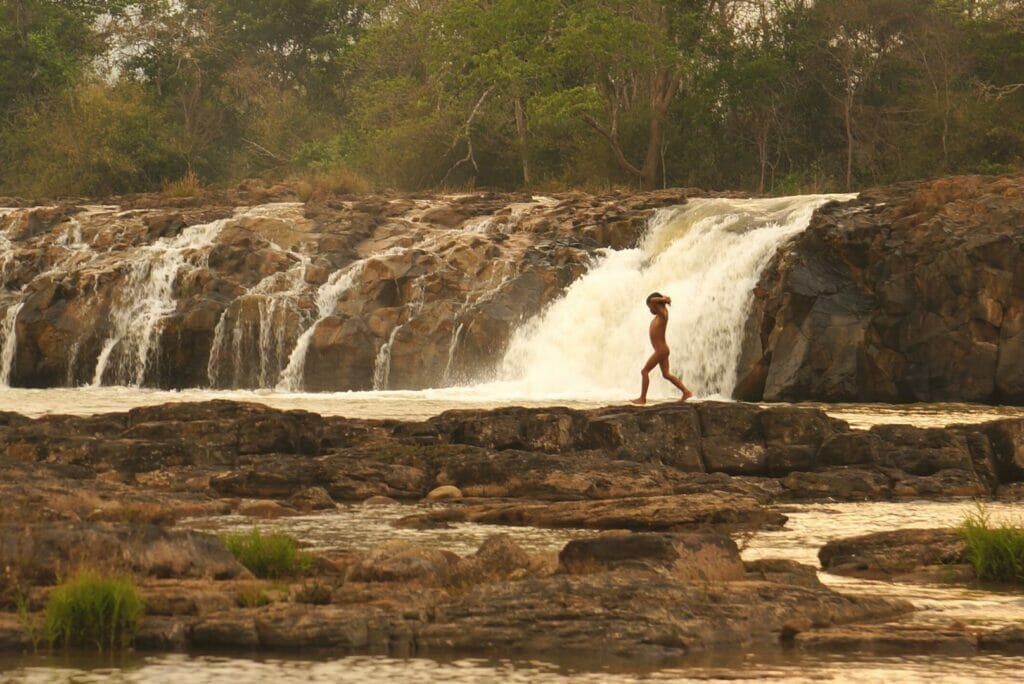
276,260 -> 372,391
91,217 -> 227,387
498,195 -> 851,400
207,247 -> 313,389
0,302 -> 24,387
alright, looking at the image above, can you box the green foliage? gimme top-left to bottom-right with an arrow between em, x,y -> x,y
957,504 -> 1024,584
0,0 -> 1022,195
45,570 -> 144,651
222,528 -> 312,579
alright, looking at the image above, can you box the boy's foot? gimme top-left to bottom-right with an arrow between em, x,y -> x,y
679,390 -> 693,402
631,398 -> 646,405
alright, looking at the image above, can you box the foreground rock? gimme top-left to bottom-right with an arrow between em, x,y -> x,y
737,173 -> 1024,404
818,528 -> 972,583
3,528 -> 911,660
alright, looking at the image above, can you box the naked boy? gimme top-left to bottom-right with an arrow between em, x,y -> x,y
631,292 -> 693,404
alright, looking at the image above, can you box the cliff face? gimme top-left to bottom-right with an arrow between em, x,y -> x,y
735,174 -> 1024,404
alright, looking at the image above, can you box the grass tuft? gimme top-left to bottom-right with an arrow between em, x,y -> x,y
45,570 -> 143,651
221,528 -> 312,579
294,169 -> 370,201
163,168 -> 204,198
957,503 -> 1024,584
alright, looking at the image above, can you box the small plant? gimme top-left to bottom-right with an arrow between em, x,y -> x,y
957,503 -> 1024,584
292,580 -> 333,605
221,528 -> 312,579
163,168 -> 203,198
235,585 -> 272,608
45,570 -> 144,651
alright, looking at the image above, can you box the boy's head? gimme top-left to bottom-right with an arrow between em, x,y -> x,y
646,292 -> 665,312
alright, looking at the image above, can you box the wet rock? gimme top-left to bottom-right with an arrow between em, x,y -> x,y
0,523 -> 250,586
736,174 -> 1024,403
818,528 -> 969,582
393,493 -> 786,532
794,624 -> 978,654
362,496 -> 400,506
237,499 -> 298,518
425,485 -> 463,501
744,558 -> 823,589
288,486 -> 337,511
558,532 -> 746,581
978,626 -> 1024,653
418,570 -> 908,659
346,542 -> 460,586
781,468 -> 892,500
191,613 -> 260,649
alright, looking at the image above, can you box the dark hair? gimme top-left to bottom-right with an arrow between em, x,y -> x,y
645,292 -> 663,305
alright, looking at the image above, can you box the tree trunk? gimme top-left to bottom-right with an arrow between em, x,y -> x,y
513,96 -> 531,186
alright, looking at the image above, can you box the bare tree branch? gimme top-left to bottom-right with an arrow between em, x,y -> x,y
442,86 -> 495,185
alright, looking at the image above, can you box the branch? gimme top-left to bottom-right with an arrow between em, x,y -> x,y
442,86 -> 495,185
580,112 -> 644,179
972,79 -> 1024,101
241,138 -> 289,164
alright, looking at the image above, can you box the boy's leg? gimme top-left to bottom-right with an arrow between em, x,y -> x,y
659,357 -> 693,400
632,352 -> 662,404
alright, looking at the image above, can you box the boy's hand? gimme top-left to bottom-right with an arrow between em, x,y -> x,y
664,296 -> 672,305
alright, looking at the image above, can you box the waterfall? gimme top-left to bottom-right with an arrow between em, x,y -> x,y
0,302 -> 24,386
498,195 -> 851,400
372,326 -> 401,390
276,260 -> 371,391
207,247 -> 312,389
91,217 -> 227,387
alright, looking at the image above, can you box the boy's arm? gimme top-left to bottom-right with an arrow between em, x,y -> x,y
651,295 -> 671,307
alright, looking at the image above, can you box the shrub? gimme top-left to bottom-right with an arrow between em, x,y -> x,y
221,528 -> 312,579
957,504 -> 1024,584
45,570 -> 144,651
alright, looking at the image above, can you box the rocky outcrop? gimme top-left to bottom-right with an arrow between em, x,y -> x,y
2,401 -> 1024,523
736,174 -> 1024,404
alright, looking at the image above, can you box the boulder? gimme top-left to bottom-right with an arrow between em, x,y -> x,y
818,528 -> 969,582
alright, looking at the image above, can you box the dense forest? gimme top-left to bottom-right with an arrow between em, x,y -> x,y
1,0 -> 1022,197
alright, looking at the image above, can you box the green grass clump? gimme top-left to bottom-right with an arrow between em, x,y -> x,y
221,528 -> 312,579
957,504 -> 1024,584
45,570 -> 144,651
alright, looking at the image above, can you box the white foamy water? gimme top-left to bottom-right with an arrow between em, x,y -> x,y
499,195 -> 852,401
92,217 -> 228,386
0,302 -> 23,387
